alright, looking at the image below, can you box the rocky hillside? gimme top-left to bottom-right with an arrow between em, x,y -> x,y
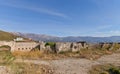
11,32 -> 120,43
0,30 -> 18,41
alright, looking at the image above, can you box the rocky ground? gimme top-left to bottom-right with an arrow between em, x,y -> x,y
50,53 -> 120,74
0,66 -> 11,74
0,53 -> 120,74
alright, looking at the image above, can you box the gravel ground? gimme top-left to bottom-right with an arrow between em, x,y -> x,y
0,66 -> 11,74
49,53 -> 120,74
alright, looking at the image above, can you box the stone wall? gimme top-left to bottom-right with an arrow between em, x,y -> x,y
55,42 -> 72,53
14,42 -> 39,52
54,42 -> 88,53
0,41 -> 39,52
0,41 -> 120,53
71,42 -> 88,52
39,42 -> 46,50
100,43 -> 113,50
0,41 -> 15,51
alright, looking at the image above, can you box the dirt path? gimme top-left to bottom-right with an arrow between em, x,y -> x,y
49,59 -> 99,74
15,53 -> 120,74
49,53 -> 120,74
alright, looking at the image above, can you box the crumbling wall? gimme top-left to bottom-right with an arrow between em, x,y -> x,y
55,42 -> 71,53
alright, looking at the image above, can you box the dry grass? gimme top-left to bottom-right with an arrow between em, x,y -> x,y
79,48 -> 113,60
12,50 -> 61,60
11,48 -> 116,60
0,49 -> 119,74
0,50 -> 53,74
89,64 -> 120,74
57,48 -> 114,60
0,62 -> 53,74
12,50 -> 43,59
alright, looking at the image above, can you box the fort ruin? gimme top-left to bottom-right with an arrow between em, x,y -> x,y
0,41 -> 39,52
0,40 -> 120,53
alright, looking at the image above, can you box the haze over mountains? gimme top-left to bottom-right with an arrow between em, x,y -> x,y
11,32 -> 120,43
0,30 -> 120,43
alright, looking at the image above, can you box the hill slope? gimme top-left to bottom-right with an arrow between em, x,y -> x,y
0,30 -> 17,41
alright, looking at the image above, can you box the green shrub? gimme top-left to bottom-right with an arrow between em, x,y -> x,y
112,43 -> 120,50
109,67 -> 120,74
89,64 -> 120,74
45,42 -> 55,47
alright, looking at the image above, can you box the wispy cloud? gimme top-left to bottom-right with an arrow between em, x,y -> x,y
97,24 -> 113,30
93,30 -> 120,37
89,24 -> 119,32
0,2 -> 68,18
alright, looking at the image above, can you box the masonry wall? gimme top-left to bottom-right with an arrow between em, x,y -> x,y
14,42 -> 39,51
55,42 -> 72,52
0,41 -> 39,52
0,41 -> 15,51
1,41 -> 120,53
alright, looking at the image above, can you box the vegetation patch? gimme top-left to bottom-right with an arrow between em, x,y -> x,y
89,64 -> 120,74
0,50 -> 53,74
79,48 -> 113,60
12,50 -> 60,60
0,62 -> 53,74
45,42 -> 55,48
0,30 -> 17,41
12,47 -> 118,60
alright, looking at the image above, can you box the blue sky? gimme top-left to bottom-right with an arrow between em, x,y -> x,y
0,0 -> 120,37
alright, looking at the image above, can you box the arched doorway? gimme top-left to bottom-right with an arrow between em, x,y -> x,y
0,45 -> 11,51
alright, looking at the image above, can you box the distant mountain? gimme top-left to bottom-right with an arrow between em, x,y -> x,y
11,32 -> 61,42
11,32 -> 120,43
0,30 -> 18,41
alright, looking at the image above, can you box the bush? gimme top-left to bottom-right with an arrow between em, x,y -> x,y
112,43 -> 120,50
89,64 -> 120,74
45,42 -> 56,52
45,42 -> 55,48
109,67 -> 120,74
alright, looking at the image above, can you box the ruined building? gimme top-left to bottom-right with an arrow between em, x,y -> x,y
0,39 -> 120,53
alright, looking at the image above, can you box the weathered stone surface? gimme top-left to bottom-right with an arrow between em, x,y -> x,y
0,41 -> 39,52
55,42 -> 72,53
71,43 -> 84,52
1,41 -> 120,53
39,42 -> 46,50
55,42 -> 88,53
99,42 -> 114,50
0,66 -> 11,74
46,46 -> 53,52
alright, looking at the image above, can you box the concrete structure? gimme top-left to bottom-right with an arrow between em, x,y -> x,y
14,41 -> 39,52
39,42 -> 46,50
0,40 -> 120,53
0,41 -> 39,52
55,42 -> 88,53
99,42 -> 113,50
55,42 -> 72,53
71,42 -> 88,52
14,37 -> 23,41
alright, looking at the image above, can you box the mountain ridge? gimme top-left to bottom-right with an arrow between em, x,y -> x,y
11,32 -> 120,43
